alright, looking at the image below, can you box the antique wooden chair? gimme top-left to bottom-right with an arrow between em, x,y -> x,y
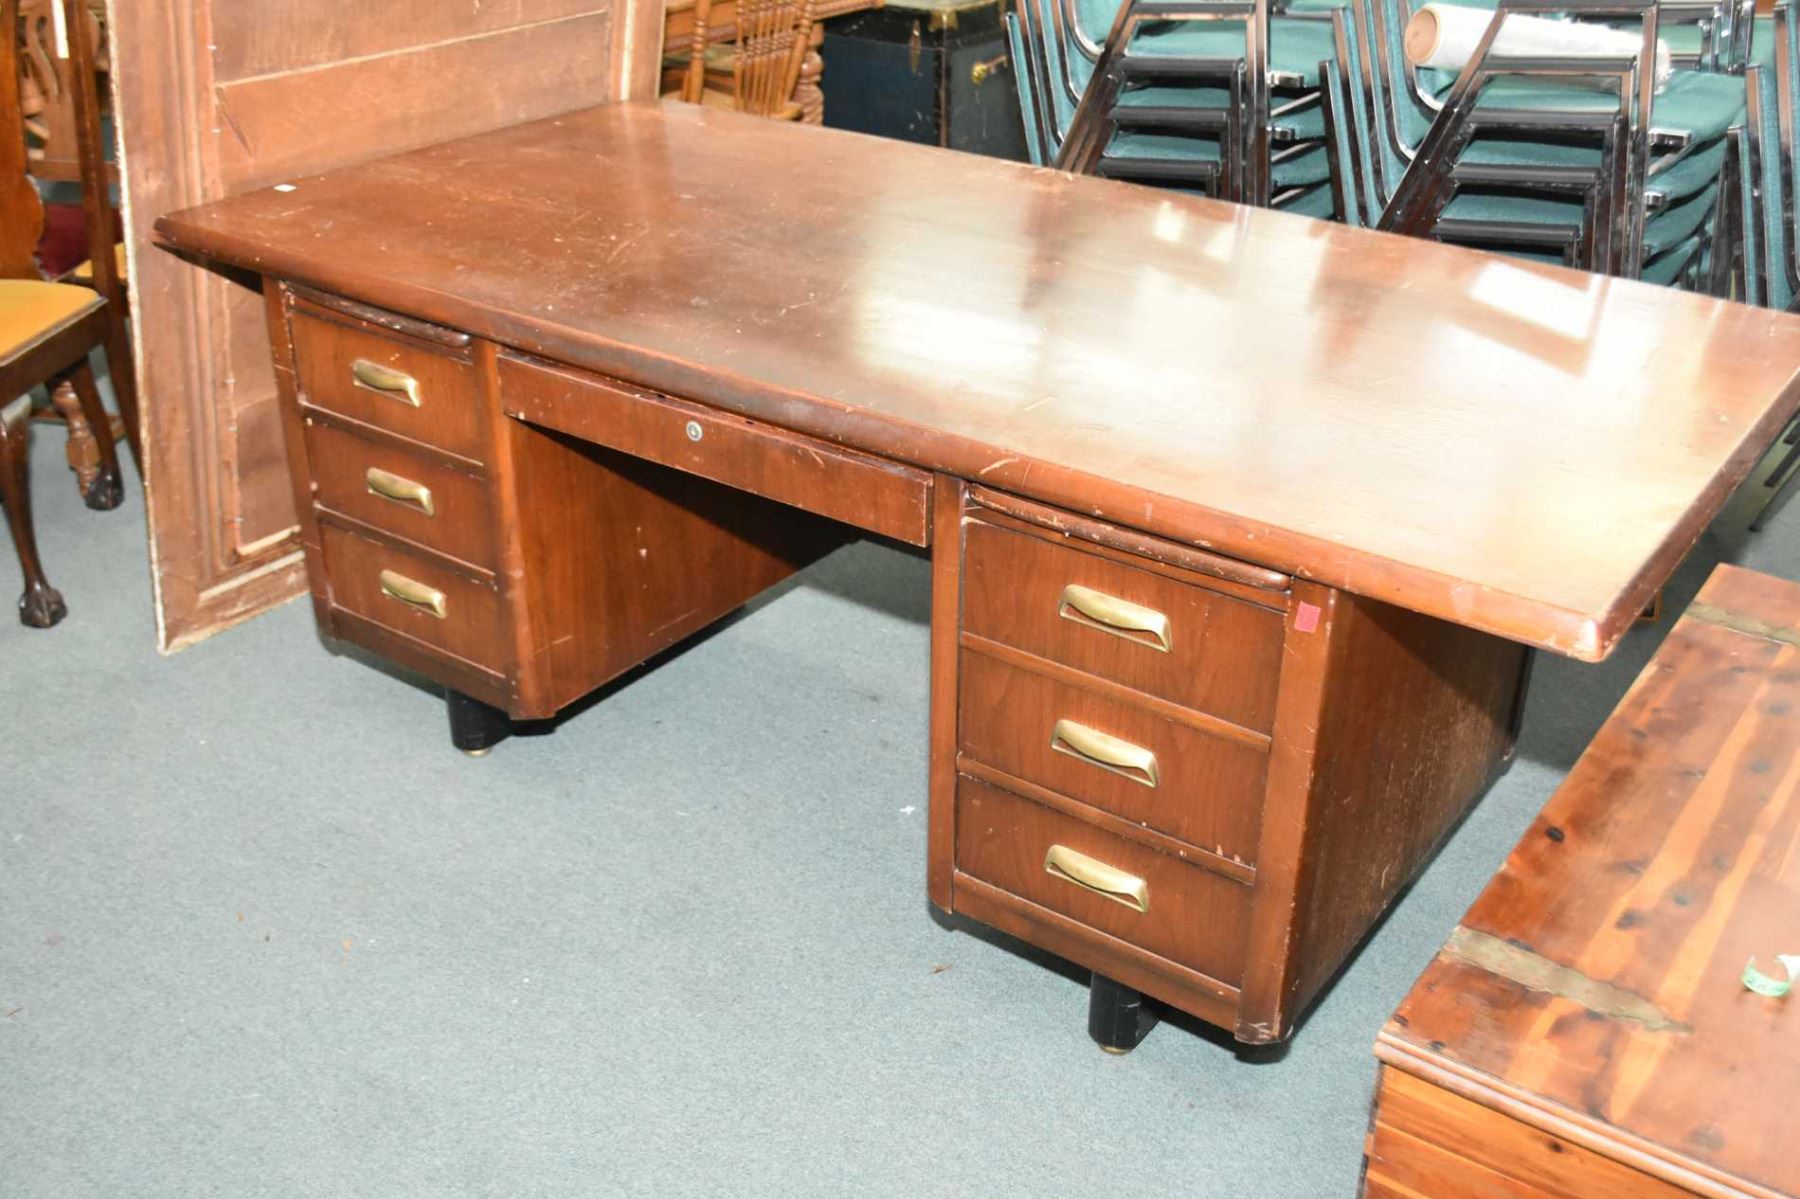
15,0 -> 137,472
1,0 -> 124,627
679,0 -> 819,119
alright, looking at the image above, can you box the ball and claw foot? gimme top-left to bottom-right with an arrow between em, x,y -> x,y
1089,972 -> 1160,1055
18,581 -> 67,628
83,466 -> 124,511
447,689 -> 513,756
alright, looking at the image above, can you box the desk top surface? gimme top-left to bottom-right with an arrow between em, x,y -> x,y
1377,565 -> 1800,1197
155,101 -> 1800,659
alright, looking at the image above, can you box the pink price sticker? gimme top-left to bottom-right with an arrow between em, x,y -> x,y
1294,602 -> 1321,634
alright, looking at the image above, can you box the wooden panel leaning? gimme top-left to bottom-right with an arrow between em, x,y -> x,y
1365,564 -> 1800,1199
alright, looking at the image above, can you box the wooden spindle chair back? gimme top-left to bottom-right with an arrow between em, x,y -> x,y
680,0 -> 817,119
733,0 -> 816,117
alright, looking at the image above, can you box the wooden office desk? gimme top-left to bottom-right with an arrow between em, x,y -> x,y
1366,565 -> 1800,1198
154,101 -> 1800,1050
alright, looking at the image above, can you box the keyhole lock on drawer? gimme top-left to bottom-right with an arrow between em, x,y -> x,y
685,420 -> 704,442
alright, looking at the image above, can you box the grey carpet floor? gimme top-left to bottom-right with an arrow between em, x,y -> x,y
2,423 -> 1797,1198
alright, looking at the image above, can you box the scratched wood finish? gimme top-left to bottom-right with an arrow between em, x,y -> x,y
1369,564 -> 1800,1199
152,102 -> 1800,660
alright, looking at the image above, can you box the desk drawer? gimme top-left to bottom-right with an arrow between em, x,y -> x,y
306,420 -> 496,571
290,309 -> 485,460
958,650 -> 1266,865
498,354 -> 932,546
321,524 -> 504,670
962,519 -> 1284,733
955,774 -> 1250,986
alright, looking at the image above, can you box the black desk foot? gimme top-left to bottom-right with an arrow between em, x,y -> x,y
1088,973 -> 1159,1054
447,690 -> 513,756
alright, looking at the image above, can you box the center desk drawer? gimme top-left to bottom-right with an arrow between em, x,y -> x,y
962,519 -> 1284,734
289,308 -> 485,460
320,524 -> 504,671
956,775 -> 1251,987
958,650 -> 1267,865
498,354 -> 932,547
306,421 -> 496,570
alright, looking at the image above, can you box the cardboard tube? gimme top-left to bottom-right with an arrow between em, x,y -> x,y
1403,3 -> 1671,89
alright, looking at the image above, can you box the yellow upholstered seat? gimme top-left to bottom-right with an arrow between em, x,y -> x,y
66,241 -> 127,283
0,279 -> 103,362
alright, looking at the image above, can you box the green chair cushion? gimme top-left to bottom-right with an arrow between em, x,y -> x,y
1438,68 -> 1747,144
1441,178 -> 1717,257
1105,129 -> 1335,184
1127,17 -> 1341,84
1113,83 -> 1331,140
1454,129 -> 1726,202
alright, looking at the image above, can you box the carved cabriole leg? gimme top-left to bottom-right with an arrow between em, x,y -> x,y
0,396 -> 66,627
796,24 -> 826,124
66,358 -> 123,510
447,689 -> 513,756
1089,972 -> 1160,1054
48,378 -> 101,496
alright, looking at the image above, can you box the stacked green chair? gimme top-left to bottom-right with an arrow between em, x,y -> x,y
1366,0 -> 1748,286
1009,0 -> 1373,219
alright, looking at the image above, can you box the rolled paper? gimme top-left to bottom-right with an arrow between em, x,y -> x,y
1404,2 -> 1672,91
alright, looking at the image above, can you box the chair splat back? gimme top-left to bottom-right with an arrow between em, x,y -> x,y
1,0 -> 47,280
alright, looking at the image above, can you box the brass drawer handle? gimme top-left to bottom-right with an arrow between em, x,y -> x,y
365,467 -> 435,516
1051,718 -> 1159,788
351,359 -> 422,407
378,569 -> 446,619
1044,845 -> 1149,913
1059,584 -> 1171,652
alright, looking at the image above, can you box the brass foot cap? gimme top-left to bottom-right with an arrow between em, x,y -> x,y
460,746 -> 493,758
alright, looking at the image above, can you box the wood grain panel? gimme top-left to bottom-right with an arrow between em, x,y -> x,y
957,648 -> 1268,865
1364,1067 -> 1693,1199
210,1 -> 608,81
954,773 -> 1252,986
962,518 -> 1285,733
212,16 -> 615,192
1372,564 -> 1800,1199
